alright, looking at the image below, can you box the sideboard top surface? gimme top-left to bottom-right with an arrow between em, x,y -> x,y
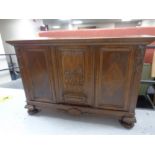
6,35 -> 155,46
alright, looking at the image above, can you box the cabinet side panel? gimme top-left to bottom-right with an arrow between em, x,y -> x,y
128,46 -> 145,113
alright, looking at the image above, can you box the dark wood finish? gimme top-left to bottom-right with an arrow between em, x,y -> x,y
95,46 -> 133,111
16,46 -> 56,103
56,46 -> 94,106
7,36 -> 155,128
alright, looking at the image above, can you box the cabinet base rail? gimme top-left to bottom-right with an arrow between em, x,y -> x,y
25,101 -> 136,129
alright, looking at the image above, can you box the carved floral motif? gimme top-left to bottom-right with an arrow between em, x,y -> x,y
135,45 -> 145,74
63,67 -> 84,92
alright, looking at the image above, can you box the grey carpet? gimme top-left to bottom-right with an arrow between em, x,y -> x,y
0,78 -> 23,89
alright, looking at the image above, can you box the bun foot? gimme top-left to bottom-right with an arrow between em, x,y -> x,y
119,120 -> 134,129
28,109 -> 39,115
25,104 -> 39,115
119,116 -> 136,129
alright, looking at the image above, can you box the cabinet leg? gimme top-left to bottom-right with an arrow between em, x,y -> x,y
119,115 -> 136,129
25,104 -> 39,115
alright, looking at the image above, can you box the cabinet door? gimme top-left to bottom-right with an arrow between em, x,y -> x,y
95,46 -> 134,110
17,46 -> 56,103
56,46 -> 94,106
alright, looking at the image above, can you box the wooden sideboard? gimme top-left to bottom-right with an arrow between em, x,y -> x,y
7,36 -> 155,128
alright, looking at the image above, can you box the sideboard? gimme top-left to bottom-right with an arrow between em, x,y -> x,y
7,36 -> 155,128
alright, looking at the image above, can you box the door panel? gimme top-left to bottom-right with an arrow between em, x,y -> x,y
56,46 -> 94,106
95,47 -> 133,110
19,46 -> 55,103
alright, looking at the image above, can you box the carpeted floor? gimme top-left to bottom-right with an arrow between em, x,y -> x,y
0,78 -> 23,89
0,87 -> 155,135
0,78 -> 154,109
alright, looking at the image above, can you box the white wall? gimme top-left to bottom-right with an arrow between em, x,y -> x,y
74,23 -> 115,29
0,34 -> 11,84
115,21 -> 138,28
0,19 -> 43,54
0,19 -> 43,84
48,22 -> 115,30
0,19 -> 43,66
141,19 -> 155,27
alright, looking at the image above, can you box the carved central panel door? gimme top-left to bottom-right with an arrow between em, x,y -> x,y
56,46 -> 94,106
